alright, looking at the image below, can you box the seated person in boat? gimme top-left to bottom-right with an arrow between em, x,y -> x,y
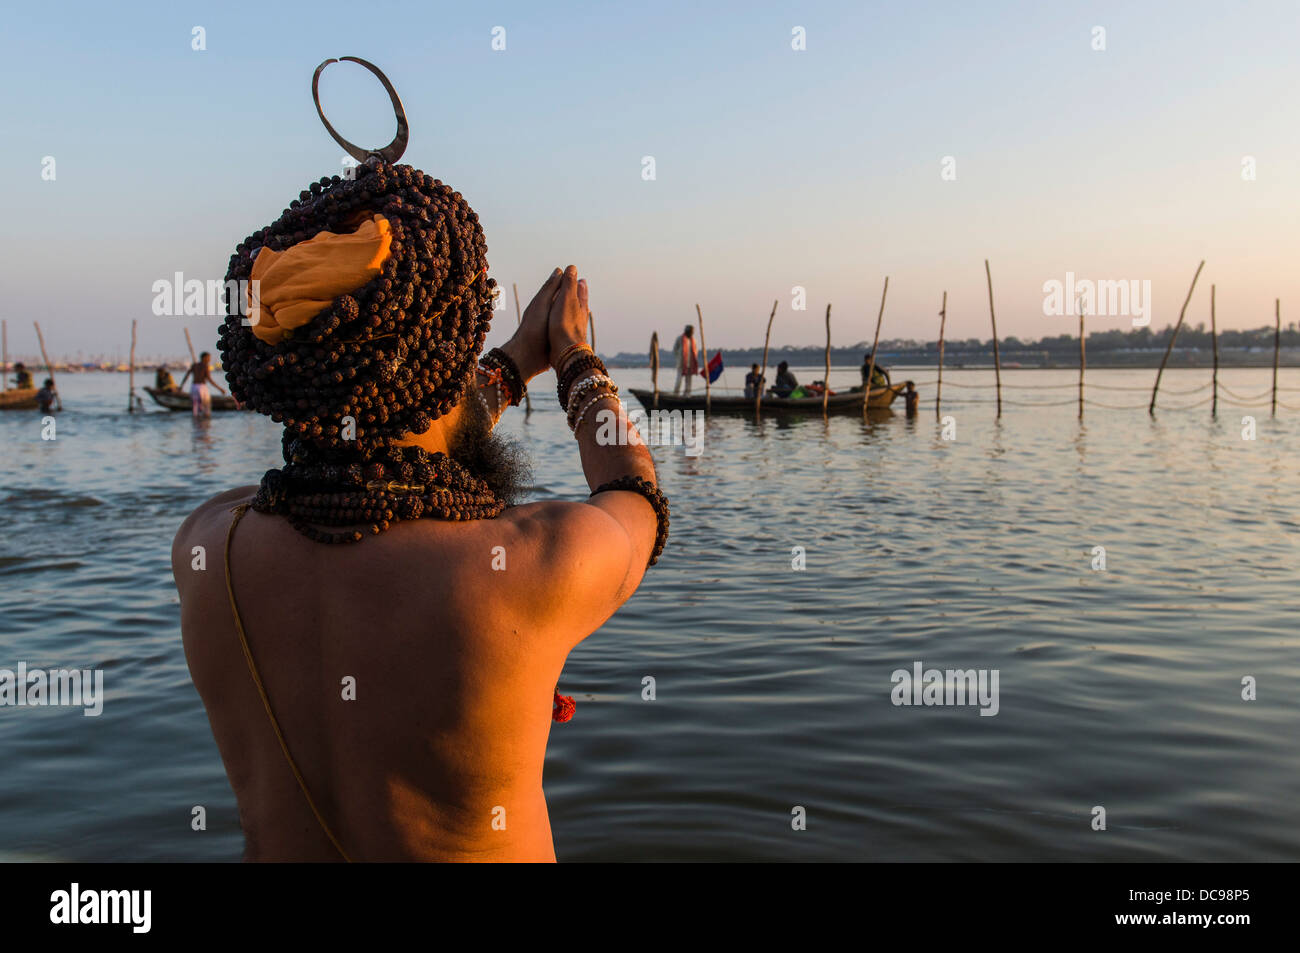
156,365 -> 177,391
859,350 -> 891,390
744,364 -> 765,398
36,379 -> 58,413
771,361 -> 799,398
12,362 -> 33,390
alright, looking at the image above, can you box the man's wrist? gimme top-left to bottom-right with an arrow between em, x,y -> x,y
498,338 -> 543,382
553,339 -> 592,376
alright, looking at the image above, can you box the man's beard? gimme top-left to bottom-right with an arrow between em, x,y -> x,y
447,401 -> 533,506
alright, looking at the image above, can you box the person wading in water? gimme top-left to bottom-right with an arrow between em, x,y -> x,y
173,162 -> 666,862
179,351 -> 227,417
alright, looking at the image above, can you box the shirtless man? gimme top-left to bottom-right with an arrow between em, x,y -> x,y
178,351 -> 227,417
173,267 -> 661,861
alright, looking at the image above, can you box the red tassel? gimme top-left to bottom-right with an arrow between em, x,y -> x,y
552,692 -> 575,723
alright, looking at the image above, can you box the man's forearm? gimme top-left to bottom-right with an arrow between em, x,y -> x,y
557,345 -> 657,490
572,395 -> 656,492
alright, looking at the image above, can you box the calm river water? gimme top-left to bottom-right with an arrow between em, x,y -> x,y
1,366 -> 1297,861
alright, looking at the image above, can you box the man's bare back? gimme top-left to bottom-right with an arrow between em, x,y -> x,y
175,266 -> 660,861
175,486 -> 646,861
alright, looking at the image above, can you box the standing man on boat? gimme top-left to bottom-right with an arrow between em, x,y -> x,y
672,325 -> 699,396
179,351 -> 227,418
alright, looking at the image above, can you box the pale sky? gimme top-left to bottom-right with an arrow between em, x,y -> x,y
1,0 -> 1296,360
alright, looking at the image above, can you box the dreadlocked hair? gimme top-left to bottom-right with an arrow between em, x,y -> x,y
217,160 -> 507,544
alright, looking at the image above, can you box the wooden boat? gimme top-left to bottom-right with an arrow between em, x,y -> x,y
0,387 -> 39,410
144,386 -> 243,412
629,381 -> 916,415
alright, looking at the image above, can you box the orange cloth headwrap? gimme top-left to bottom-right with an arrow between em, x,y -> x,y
246,214 -> 393,345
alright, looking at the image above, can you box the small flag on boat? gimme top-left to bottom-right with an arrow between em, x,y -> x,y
701,352 -> 723,383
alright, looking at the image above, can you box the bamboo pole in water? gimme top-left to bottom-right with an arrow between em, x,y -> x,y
1210,284 -> 1219,417
184,327 -> 197,364
128,319 -> 138,412
1,319 -> 7,391
822,304 -> 832,417
756,299 -> 777,414
696,303 -> 710,413
649,331 -> 660,406
33,321 -> 61,411
588,310 -> 596,353
863,276 -> 888,420
936,291 -> 947,418
984,260 -> 1002,418
1078,299 -> 1086,420
1272,299 -> 1280,417
1149,260 -> 1206,415
512,282 -> 530,414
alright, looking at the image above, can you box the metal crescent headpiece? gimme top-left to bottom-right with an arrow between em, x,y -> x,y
311,56 -> 409,164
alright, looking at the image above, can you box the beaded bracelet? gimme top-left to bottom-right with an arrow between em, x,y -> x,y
481,347 -> 526,406
566,372 -> 617,410
477,359 -> 516,406
481,350 -> 522,406
571,390 -> 620,434
590,475 -> 670,566
557,354 -> 604,406
475,376 -> 502,425
474,365 -> 506,425
557,353 -> 607,407
565,374 -> 618,424
554,342 -> 593,374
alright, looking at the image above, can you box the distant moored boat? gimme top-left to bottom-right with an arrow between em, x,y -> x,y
629,382 -> 915,415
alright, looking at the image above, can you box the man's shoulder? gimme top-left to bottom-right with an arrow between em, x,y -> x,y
184,485 -> 258,522
172,487 -> 257,574
474,500 -> 640,644
484,498 -> 639,571
459,500 -> 627,560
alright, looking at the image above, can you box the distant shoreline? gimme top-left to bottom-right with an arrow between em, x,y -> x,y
9,355 -> 1298,374
606,350 -> 1300,371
